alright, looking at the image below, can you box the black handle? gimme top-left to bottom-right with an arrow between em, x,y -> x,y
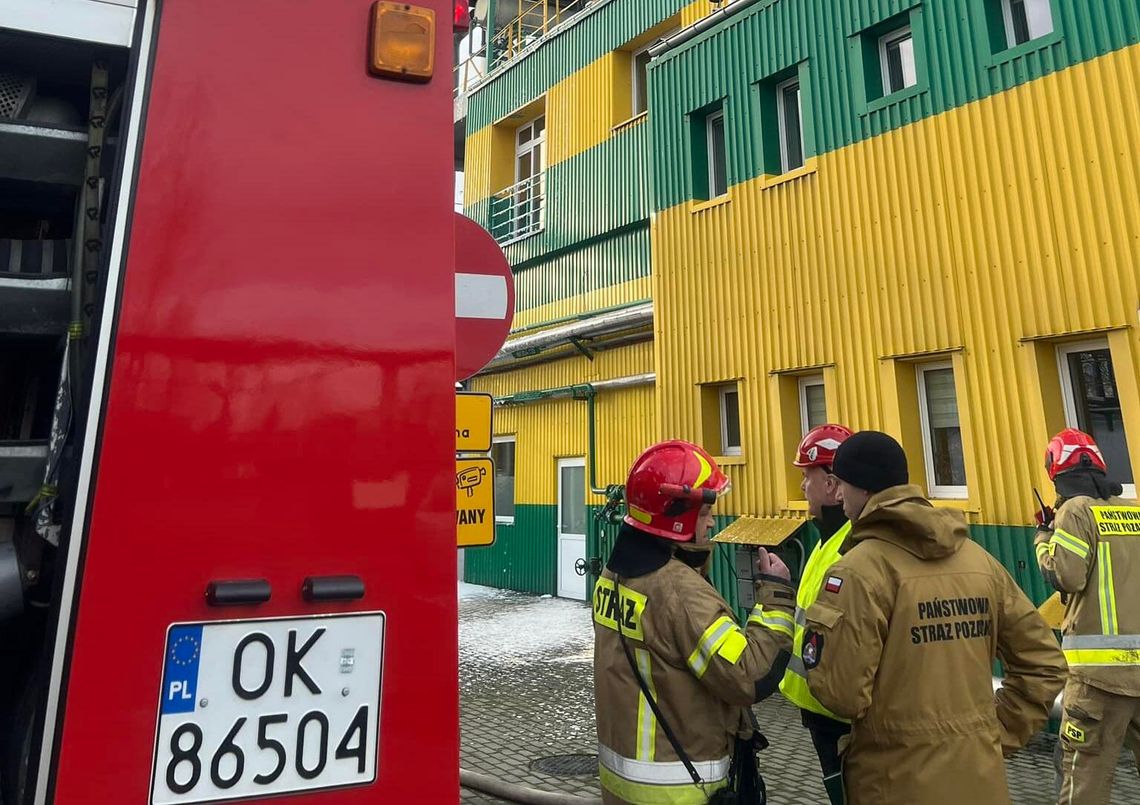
206,579 -> 271,606
302,575 -> 365,602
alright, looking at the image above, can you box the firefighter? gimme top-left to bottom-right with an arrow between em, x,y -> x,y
801,431 -> 1067,805
778,423 -> 853,805
1034,428 -> 1140,805
593,440 -> 794,804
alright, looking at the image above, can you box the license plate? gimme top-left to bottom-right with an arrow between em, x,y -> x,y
149,613 -> 385,804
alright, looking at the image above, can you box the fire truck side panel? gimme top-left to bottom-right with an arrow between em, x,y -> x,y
44,1 -> 458,802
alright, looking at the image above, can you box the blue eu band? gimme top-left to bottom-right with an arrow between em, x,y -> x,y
161,625 -> 203,715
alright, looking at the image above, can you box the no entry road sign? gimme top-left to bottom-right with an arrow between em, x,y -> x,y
455,213 -> 514,381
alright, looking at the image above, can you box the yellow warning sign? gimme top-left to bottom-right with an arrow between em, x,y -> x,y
457,457 -> 495,547
456,393 -> 493,453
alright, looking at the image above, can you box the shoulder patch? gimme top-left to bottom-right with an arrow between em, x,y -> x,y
802,630 -> 824,670
824,576 -> 843,594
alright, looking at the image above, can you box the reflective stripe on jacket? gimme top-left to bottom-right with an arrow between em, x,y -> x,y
593,556 -> 794,805
1036,495 -> 1140,696
597,745 -> 730,805
779,521 -> 851,720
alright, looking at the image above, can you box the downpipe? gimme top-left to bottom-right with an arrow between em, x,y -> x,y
493,374 -> 655,586
992,677 -> 1064,720
460,769 -> 603,804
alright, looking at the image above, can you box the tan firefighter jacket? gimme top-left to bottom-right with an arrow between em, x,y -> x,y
593,553 -> 794,805
802,485 -> 1067,805
1035,494 -> 1140,696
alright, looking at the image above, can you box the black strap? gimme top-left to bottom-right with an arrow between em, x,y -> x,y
614,575 -> 704,787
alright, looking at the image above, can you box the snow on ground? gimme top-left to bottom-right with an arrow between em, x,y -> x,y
459,581 -> 600,795
459,582 -> 593,667
458,582 -> 511,601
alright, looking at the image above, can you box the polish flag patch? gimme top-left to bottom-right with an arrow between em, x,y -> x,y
824,576 -> 843,594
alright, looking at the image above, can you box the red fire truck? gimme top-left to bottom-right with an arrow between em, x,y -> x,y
1,1 -> 459,802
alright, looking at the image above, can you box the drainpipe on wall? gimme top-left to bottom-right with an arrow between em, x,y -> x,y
648,0 -> 764,59
494,373 -> 655,495
495,373 -> 656,586
491,301 -> 653,368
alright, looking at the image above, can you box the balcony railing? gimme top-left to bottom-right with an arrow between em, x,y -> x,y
454,2 -> 591,99
489,173 -> 545,245
490,0 -> 589,69
454,24 -> 488,100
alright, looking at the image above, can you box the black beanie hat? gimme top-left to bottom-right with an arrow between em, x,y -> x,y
832,431 -> 909,494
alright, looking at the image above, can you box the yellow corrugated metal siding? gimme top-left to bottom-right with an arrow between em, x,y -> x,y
547,53 -> 620,166
464,125 -> 494,208
471,342 -> 657,504
653,44 -> 1140,525
514,278 -> 651,330
679,0 -> 709,29
464,1 -> 698,203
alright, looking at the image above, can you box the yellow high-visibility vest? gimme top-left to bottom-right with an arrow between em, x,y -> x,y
779,521 -> 852,721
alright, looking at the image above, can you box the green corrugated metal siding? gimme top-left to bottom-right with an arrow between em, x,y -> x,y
514,225 -> 649,310
650,0 -> 1140,209
469,0 -> 690,130
972,524 -> 1052,607
587,512 -> 744,619
464,504 -> 558,595
466,121 -> 652,270
585,514 -> 1046,630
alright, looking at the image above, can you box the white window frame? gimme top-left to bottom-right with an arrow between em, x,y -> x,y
1001,0 -> 1054,49
1056,339 -> 1136,500
775,76 -> 804,174
510,116 -> 546,239
492,436 -> 517,525
629,31 -> 679,116
514,116 -> 546,184
916,361 -> 969,499
798,374 -> 826,436
706,109 -> 728,198
879,25 -> 916,96
631,41 -> 654,116
719,385 -> 742,457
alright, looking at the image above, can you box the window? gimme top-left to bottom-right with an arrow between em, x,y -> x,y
719,386 -> 742,456
491,438 -> 516,523
512,116 -> 545,238
1058,342 -> 1135,497
758,65 -> 812,177
879,26 -> 917,95
706,110 -> 728,198
917,363 -> 968,498
775,77 -> 804,173
632,43 -> 653,116
1001,0 -> 1053,48
799,375 -> 827,435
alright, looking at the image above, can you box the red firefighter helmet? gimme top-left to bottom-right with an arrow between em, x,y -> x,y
623,440 -> 730,541
1045,428 -> 1107,480
793,424 -> 853,469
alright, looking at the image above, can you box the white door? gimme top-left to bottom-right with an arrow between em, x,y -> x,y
557,458 -> 587,600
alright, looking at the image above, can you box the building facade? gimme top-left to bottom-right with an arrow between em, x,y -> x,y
461,0 -> 706,598
649,0 -> 1139,605
461,0 -> 1140,607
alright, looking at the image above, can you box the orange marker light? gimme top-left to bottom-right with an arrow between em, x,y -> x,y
369,2 -> 435,82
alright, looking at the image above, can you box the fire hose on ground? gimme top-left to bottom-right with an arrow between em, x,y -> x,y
460,768 -> 603,804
